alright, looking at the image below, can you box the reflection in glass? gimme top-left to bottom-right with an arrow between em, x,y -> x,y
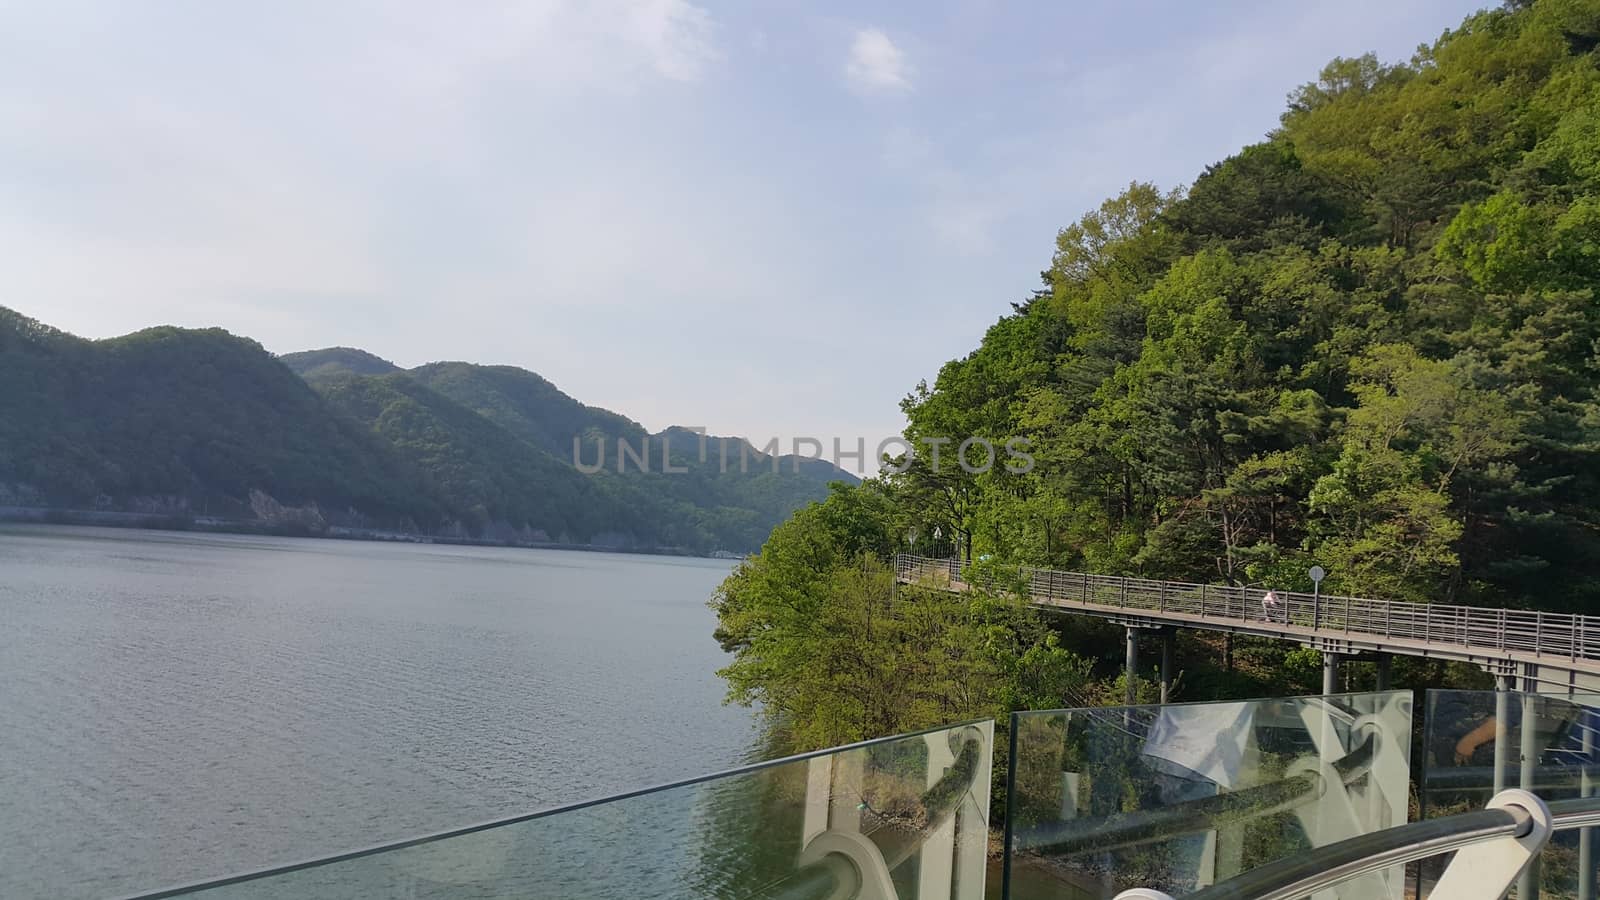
126,720 -> 993,900
1421,689 -> 1600,899
1005,691 -> 1411,899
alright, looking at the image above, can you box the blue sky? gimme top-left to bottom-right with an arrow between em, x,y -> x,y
2,0 -> 1486,467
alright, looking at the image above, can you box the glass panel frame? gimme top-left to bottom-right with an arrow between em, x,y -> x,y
1419,689 -> 1600,899
118,719 -> 994,900
1003,690 -> 1412,900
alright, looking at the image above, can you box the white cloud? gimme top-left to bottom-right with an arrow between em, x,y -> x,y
845,27 -> 910,95
623,0 -> 720,82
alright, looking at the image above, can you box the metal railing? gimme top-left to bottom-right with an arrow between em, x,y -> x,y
894,554 -> 1600,666
1014,732 -> 1377,858
1193,808 -> 1530,900
1120,791 -> 1600,900
1170,799 -> 1540,900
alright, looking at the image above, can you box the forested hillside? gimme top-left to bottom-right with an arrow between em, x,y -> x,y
311,372 -> 624,543
714,0 -> 1600,751
897,0 -> 1600,612
0,311 -> 851,552
286,351 -> 853,551
405,361 -> 640,456
0,309 -> 440,526
279,347 -> 399,379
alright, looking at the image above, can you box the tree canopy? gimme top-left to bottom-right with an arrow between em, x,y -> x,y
891,0 -> 1600,610
713,0 -> 1600,759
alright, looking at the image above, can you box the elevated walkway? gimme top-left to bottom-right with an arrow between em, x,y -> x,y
894,554 -> 1600,694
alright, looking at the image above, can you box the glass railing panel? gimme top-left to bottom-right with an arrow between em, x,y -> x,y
1419,689 -> 1600,899
123,720 -> 993,900
1004,690 -> 1412,900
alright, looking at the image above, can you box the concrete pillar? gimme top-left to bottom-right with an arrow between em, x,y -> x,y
1322,652 -> 1341,695
1518,687 -> 1539,900
1581,712 -> 1595,900
1159,630 -> 1174,705
1494,675 -> 1511,795
1125,627 -> 1139,706
1374,653 -> 1392,692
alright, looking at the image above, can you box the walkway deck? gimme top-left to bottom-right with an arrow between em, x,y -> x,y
893,554 -> 1600,687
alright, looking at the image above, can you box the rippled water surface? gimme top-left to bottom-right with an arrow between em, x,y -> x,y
0,525 -> 753,899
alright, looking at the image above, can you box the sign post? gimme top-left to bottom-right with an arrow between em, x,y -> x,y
1309,565 -> 1326,630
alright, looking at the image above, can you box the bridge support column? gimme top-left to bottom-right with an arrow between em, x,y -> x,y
1159,630 -> 1173,705
1374,653 -> 1392,691
1494,675 -> 1511,795
1519,681 -> 1540,900
1321,652 -> 1341,695
1581,715 -> 1595,900
1125,627 -> 1139,706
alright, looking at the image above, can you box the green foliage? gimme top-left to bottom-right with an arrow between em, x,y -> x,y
711,485 -> 1091,752
886,0 -> 1600,611
708,3 -> 1600,761
715,5 -> 1600,758
1279,647 -> 1328,695
0,311 -> 441,526
280,347 -> 400,379
313,372 -> 613,541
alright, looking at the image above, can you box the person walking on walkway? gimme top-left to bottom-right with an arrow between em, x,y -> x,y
1261,590 -> 1283,624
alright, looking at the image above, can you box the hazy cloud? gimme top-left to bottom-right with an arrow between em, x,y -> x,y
845,27 -> 911,94
624,0 -> 721,82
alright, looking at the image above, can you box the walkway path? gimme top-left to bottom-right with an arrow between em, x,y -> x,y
893,554 -> 1600,693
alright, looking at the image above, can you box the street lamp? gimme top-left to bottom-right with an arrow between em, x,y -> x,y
1310,565 -> 1326,629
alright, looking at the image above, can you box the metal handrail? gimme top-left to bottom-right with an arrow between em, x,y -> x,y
1017,773 -> 1318,858
1016,733 -> 1376,857
1179,795 -> 1600,900
1550,796 -> 1600,830
1179,806 -> 1532,900
1424,762 -> 1600,791
895,554 -> 1600,666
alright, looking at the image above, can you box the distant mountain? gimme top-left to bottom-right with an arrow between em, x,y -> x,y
280,347 -> 400,379
314,373 -> 601,535
0,308 -> 853,553
0,308 -> 442,528
408,361 -> 641,456
280,348 -> 856,551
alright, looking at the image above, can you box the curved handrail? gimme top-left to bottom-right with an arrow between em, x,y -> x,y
1178,806 -> 1531,900
1179,795 -> 1600,900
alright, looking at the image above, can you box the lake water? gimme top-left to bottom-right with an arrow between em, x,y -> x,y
0,525 -> 755,899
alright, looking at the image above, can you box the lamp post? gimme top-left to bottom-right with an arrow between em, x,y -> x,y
1310,564 -> 1334,695
1310,565 -> 1326,630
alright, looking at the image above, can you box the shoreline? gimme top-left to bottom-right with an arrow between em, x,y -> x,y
0,506 -> 743,560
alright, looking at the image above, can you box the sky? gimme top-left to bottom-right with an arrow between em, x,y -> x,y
1,0 -> 1489,470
